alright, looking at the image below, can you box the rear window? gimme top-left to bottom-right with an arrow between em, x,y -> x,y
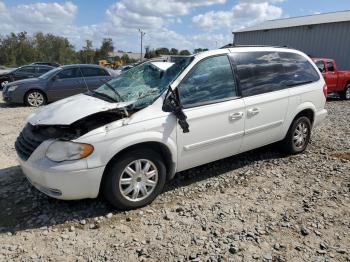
230,52 -> 320,97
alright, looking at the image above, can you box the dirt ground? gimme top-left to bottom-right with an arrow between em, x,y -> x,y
0,93 -> 349,261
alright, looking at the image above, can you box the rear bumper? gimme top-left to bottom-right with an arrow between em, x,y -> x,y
314,109 -> 327,128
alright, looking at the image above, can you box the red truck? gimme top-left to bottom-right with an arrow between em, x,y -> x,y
312,58 -> 350,100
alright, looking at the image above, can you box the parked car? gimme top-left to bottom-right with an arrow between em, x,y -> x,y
15,47 -> 327,209
31,62 -> 61,67
313,58 -> 350,100
3,64 -> 112,107
0,64 -> 54,89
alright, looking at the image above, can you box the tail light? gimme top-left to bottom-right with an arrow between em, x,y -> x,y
323,84 -> 328,98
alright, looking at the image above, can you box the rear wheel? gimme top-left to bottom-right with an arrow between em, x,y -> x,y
25,90 -> 47,107
103,149 -> 166,210
339,84 -> 350,100
281,116 -> 311,154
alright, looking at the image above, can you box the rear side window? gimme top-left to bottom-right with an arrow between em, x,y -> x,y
81,67 -> 108,77
231,52 -> 320,97
57,68 -> 82,79
178,55 -> 237,108
37,67 -> 52,74
17,66 -> 36,74
327,62 -> 335,72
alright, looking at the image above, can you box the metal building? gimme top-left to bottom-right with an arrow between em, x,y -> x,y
233,11 -> 350,70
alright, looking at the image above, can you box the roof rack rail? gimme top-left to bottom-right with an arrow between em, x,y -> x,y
221,44 -> 293,49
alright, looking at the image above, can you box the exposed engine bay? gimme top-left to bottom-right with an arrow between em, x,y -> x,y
31,109 -> 130,140
15,109 -> 131,161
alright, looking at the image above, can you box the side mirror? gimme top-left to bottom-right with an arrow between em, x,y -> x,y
52,75 -> 59,81
163,89 -> 190,133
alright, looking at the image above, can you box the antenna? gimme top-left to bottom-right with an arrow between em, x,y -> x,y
78,67 -> 90,93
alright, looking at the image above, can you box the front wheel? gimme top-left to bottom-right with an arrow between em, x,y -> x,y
25,90 -> 47,107
339,84 -> 350,100
103,149 -> 166,210
1,80 -> 9,89
281,116 -> 311,154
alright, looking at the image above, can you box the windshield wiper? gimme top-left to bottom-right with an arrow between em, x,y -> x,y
89,90 -> 118,102
99,80 -> 130,117
100,80 -> 124,102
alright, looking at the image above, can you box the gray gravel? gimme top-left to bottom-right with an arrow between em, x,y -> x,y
0,94 -> 349,261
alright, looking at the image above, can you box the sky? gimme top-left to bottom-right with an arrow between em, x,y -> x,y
1,0 -> 350,52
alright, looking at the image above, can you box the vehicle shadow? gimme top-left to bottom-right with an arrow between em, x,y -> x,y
0,144 -> 283,234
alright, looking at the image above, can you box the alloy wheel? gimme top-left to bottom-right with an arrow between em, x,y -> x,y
27,92 -> 44,107
1,81 -> 9,88
119,159 -> 159,202
346,87 -> 350,100
293,122 -> 309,149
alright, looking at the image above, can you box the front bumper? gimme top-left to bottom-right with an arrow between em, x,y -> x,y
18,141 -> 105,200
2,91 -> 12,102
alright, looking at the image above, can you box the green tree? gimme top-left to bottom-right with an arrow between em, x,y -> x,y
99,38 -> 114,59
0,32 -> 37,66
170,48 -> 179,55
34,32 -> 77,64
121,54 -> 131,64
156,47 -> 170,55
79,40 -> 95,64
179,50 -> 191,55
194,48 -> 209,54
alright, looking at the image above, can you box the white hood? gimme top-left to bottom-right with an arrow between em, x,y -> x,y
28,94 -> 134,126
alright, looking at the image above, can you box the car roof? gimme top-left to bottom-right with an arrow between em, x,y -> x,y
60,64 -> 106,69
192,46 -> 307,61
19,64 -> 54,68
312,58 -> 335,62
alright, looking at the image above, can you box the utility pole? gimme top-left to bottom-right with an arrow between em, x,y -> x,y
139,29 -> 146,62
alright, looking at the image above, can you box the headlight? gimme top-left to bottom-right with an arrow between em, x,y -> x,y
46,141 -> 94,162
7,85 -> 18,92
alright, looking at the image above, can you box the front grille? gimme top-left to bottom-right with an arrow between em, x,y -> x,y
15,125 -> 46,161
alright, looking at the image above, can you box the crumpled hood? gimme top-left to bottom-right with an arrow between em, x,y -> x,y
28,94 -> 134,126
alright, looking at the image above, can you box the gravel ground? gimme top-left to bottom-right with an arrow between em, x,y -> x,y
0,93 -> 349,262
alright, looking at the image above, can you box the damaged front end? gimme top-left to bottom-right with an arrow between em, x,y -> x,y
15,109 -> 130,161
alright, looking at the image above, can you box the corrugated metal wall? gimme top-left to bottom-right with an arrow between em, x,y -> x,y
234,21 -> 350,70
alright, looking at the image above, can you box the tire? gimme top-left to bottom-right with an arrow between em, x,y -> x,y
339,84 -> 350,100
281,116 -> 311,155
25,90 -> 47,107
103,149 -> 167,210
1,80 -> 9,90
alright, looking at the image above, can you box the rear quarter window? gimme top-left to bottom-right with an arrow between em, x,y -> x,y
230,51 -> 320,97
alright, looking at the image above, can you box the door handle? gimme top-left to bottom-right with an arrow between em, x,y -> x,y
247,108 -> 260,116
229,112 -> 243,120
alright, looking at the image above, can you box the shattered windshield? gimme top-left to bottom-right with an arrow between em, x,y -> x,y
94,57 -> 193,108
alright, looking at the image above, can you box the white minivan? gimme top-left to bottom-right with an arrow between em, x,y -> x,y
16,47 -> 327,209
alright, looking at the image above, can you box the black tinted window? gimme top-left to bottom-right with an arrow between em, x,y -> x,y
327,62 -> 334,72
178,55 -> 237,107
17,66 -> 36,74
231,52 -> 320,97
57,68 -> 82,79
37,67 -> 52,74
315,61 -> 325,73
81,67 -> 108,77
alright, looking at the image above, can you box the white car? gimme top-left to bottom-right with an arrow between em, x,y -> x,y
15,47 -> 327,209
